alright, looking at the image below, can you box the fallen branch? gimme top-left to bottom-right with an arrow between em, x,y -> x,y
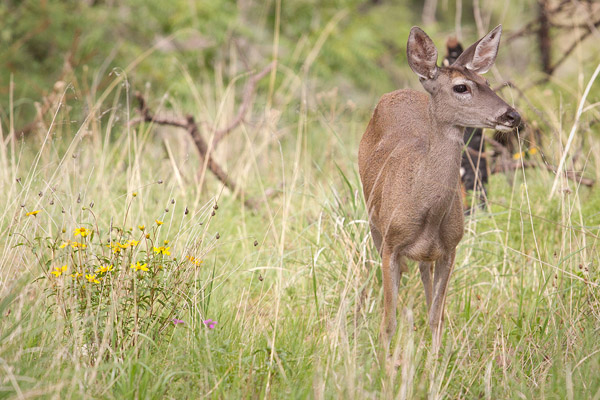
129,63 -> 276,209
133,92 -> 256,209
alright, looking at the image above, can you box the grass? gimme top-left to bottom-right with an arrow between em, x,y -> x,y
1,30 -> 600,400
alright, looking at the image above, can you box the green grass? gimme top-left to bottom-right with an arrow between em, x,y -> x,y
2,8 -> 600,399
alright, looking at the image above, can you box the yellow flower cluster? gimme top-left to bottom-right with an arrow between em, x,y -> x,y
107,240 -> 140,253
186,255 -> 203,266
60,241 -> 87,249
513,147 -> 539,160
26,210 -> 41,217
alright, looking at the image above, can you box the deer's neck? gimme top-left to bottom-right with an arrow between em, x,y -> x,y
426,102 -> 464,180
427,100 -> 465,145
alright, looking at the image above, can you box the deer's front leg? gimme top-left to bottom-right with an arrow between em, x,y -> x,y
429,249 -> 456,352
380,246 -> 399,353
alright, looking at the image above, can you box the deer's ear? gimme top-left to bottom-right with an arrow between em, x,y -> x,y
407,27 -> 439,80
454,25 -> 502,74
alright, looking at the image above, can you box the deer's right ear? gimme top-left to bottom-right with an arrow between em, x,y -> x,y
407,27 -> 439,80
454,25 -> 502,74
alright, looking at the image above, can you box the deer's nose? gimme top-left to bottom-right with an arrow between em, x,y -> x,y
501,109 -> 521,128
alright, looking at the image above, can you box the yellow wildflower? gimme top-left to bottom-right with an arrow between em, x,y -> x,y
26,210 -> 41,217
528,147 -> 538,155
59,241 -> 70,249
132,192 -> 138,197
131,262 -> 149,272
128,239 -> 140,246
164,240 -> 169,245
96,265 -> 114,274
51,265 -> 68,277
155,220 -> 163,226
74,227 -> 90,237
70,241 -> 87,249
513,151 -> 525,160
186,255 -> 203,266
138,225 -> 145,231
107,243 -> 122,253
85,274 -> 100,284
153,246 -> 171,256
145,234 -> 150,239
70,272 -> 83,278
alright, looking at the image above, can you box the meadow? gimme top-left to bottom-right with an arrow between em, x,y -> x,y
1,1 -> 599,398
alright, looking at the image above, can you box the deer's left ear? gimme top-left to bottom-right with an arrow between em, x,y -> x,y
454,25 -> 502,74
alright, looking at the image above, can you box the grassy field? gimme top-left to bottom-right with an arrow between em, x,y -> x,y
1,2 -> 600,399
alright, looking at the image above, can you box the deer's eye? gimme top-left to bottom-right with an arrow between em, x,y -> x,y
453,84 -> 468,93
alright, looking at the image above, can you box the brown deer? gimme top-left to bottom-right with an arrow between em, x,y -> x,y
358,25 -> 520,352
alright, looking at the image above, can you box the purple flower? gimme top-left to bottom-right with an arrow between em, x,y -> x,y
203,319 -> 217,329
171,318 -> 184,326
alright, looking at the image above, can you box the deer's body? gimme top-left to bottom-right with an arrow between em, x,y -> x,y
360,89 -> 464,263
359,25 -> 520,352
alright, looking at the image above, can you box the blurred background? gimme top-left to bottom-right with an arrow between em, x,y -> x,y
2,0 -> 598,123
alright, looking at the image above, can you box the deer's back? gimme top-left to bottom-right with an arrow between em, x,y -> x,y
359,89 -> 431,209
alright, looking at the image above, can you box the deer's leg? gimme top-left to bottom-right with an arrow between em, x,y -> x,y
370,223 -> 383,256
429,249 -> 456,352
419,261 -> 434,311
380,245 -> 399,352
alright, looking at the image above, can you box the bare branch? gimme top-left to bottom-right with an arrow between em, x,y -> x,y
545,19 -> 600,77
132,91 -> 257,209
211,61 -> 276,147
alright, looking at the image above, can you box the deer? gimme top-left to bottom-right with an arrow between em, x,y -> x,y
358,25 -> 520,353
